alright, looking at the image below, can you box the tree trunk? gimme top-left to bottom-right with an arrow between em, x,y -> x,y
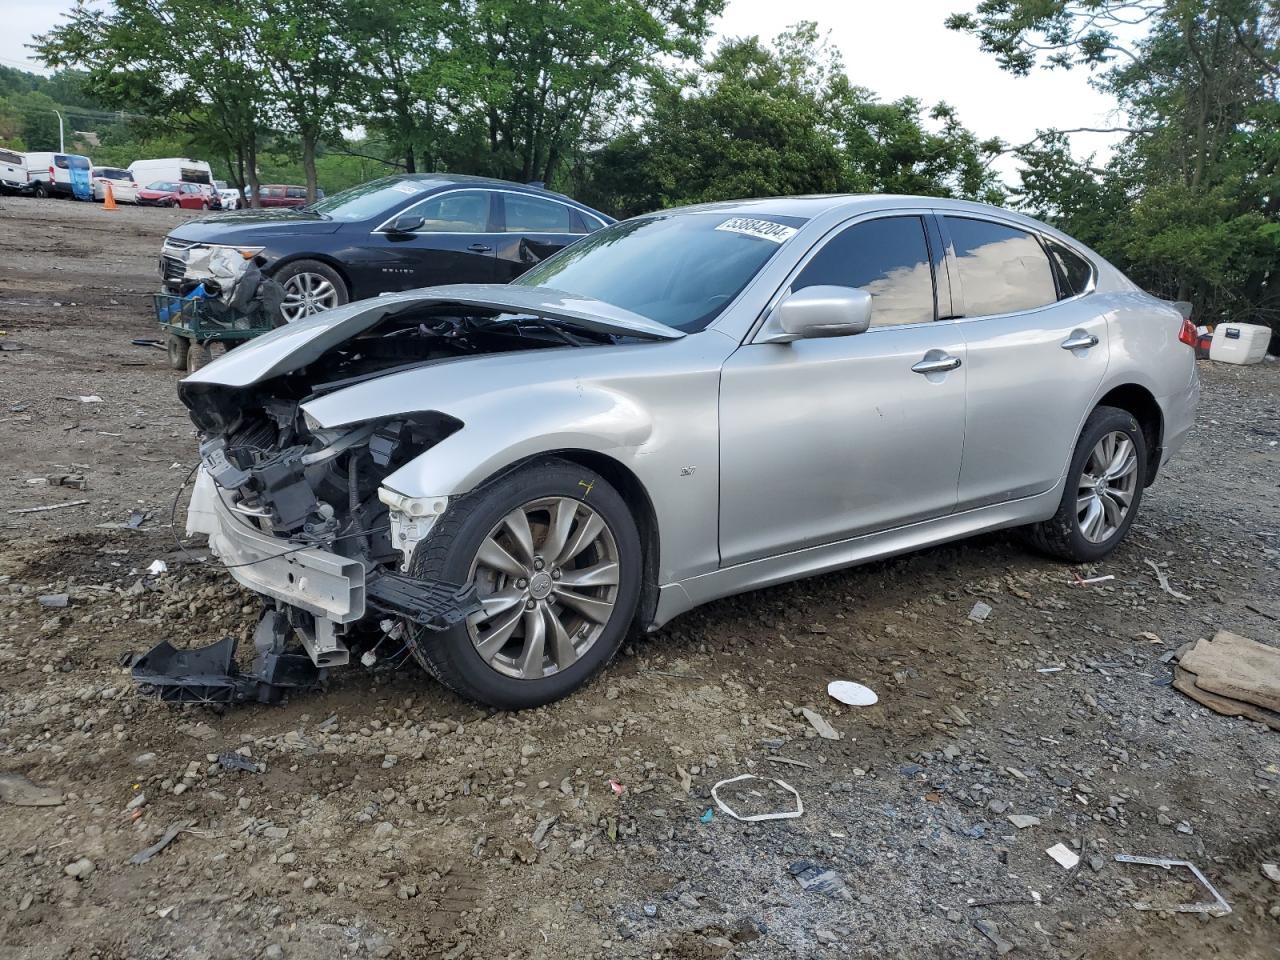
302,129 -> 318,203
246,134 -> 261,209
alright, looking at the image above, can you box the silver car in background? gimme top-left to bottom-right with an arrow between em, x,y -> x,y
171,195 -> 1199,709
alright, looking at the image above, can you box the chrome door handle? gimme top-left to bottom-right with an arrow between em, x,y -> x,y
468,243 -> 492,253
1061,333 -> 1099,350
911,355 -> 962,374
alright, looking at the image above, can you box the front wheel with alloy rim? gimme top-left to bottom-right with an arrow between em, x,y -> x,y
1028,405 -> 1146,562
405,459 -> 642,710
273,259 -> 349,323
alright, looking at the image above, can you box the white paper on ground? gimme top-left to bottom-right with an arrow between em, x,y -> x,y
1046,842 -> 1080,870
827,680 -> 878,707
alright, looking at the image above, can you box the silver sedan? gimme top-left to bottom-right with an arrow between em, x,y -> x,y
179,195 -> 1199,709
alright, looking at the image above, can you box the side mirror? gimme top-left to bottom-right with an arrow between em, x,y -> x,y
388,214 -> 424,235
763,285 -> 872,343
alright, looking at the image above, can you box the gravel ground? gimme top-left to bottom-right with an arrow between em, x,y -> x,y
1,195 -> 1279,960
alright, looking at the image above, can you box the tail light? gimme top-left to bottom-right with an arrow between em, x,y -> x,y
49,165 -> 55,180
1178,316 -> 1197,347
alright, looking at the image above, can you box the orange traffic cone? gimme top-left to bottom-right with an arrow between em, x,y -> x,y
103,181 -> 117,210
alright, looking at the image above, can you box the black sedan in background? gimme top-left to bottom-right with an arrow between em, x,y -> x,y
160,174 -> 614,322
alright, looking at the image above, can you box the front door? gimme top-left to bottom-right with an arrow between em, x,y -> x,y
369,188 -> 500,292
938,215 -> 1110,510
718,215 -> 967,565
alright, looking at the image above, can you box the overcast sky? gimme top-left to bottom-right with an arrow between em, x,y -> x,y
2,0 -> 1134,182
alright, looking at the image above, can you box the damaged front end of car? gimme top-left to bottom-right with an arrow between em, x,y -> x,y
129,285 -> 681,704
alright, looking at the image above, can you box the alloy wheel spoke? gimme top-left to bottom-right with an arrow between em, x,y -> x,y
501,509 -> 536,565
556,511 -> 605,567
1099,490 -> 1125,529
517,607 -> 547,678
474,604 -> 523,662
478,588 -> 525,618
540,498 -> 578,563
552,586 -> 613,624
556,561 -> 619,589
1105,453 -> 1137,482
1079,496 -> 1105,541
543,604 -> 578,671
477,536 -> 528,579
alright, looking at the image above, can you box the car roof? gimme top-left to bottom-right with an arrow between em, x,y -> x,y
660,194 -> 1054,229
379,172 -> 609,217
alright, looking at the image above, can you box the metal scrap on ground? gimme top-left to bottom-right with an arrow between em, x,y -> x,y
129,821 -> 195,865
1114,854 -> 1231,916
1144,558 -> 1191,600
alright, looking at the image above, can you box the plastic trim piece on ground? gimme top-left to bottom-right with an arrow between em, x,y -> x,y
711,774 -> 804,821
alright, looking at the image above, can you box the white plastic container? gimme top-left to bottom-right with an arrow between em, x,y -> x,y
1209,323 -> 1271,365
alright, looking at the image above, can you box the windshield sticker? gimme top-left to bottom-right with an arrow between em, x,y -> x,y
715,217 -> 797,243
391,181 -> 427,195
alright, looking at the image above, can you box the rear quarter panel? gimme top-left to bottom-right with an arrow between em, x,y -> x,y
1094,290 -> 1199,461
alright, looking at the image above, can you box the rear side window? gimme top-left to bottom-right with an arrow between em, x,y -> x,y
286,187 -> 306,199
793,216 -> 936,327
54,156 -> 69,169
944,217 -> 1057,316
0,149 -> 22,165
1043,237 -> 1094,299
504,194 -> 578,234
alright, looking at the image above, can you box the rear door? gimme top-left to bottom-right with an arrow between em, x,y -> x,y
0,149 -> 28,190
491,192 -> 593,281
939,214 -> 1109,510
718,213 -> 967,564
362,188 -> 500,291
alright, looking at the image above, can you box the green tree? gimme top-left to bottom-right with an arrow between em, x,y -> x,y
35,0 -> 270,205
442,0 -> 724,187
581,24 -> 1001,218
951,1 -> 1278,330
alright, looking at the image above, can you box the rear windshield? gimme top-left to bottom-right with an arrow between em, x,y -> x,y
514,212 -> 805,332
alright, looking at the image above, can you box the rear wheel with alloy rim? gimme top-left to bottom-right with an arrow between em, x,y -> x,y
274,259 -> 349,323
1028,405 -> 1146,562
406,459 -> 641,709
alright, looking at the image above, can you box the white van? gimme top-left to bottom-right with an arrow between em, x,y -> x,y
24,152 -> 94,199
0,148 -> 28,193
128,158 -> 214,192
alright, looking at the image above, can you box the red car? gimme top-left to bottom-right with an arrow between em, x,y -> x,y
256,184 -> 322,208
137,181 -> 221,210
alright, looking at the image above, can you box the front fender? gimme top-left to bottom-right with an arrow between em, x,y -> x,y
380,381 -> 653,496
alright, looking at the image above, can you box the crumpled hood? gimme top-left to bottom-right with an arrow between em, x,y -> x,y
182,284 -> 685,389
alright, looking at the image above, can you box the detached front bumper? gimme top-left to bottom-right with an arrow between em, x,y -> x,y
188,468 -> 368,624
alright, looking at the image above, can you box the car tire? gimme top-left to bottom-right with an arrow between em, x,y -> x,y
33,182 -> 48,199
166,334 -> 190,371
200,202 -> 208,210
274,259 -> 349,323
1027,405 -> 1146,563
405,458 -> 642,710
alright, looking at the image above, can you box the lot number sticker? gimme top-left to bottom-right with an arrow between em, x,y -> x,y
715,217 -> 797,243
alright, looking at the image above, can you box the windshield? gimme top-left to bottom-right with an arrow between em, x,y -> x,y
513,212 -> 804,332
305,176 -> 434,221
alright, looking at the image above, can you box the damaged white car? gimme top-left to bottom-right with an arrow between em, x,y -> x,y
136,196 -> 1198,709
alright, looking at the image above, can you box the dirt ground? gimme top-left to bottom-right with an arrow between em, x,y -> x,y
1,194 -> 1279,960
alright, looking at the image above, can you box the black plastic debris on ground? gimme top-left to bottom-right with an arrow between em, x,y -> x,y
217,752 -> 260,773
788,860 -> 852,900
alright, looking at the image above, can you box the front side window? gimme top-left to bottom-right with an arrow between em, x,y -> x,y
793,216 -> 936,327
944,217 -> 1057,316
1043,237 -> 1094,299
400,190 -> 490,233
515,212 -> 803,332
503,194 -> 578,234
